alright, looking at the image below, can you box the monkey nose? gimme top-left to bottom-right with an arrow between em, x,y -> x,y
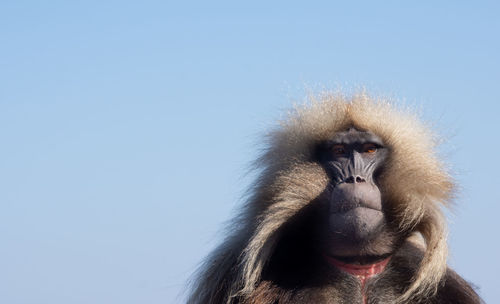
344,175 -> 366,183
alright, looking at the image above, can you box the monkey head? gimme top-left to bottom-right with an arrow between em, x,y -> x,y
188,93 -> 459,304
239,94 -> 453,300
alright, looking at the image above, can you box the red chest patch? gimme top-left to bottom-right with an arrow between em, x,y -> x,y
323,255 -> 391,304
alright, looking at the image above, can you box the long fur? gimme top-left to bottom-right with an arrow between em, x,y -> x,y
187,92 -> 454,303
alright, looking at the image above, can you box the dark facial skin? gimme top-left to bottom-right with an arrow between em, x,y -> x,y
316,127 -> 396,261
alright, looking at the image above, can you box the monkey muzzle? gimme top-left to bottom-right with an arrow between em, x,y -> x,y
327,182 -> 385,242
330,182 -> 382,213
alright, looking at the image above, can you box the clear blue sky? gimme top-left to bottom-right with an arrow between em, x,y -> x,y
1,1 -> 499,303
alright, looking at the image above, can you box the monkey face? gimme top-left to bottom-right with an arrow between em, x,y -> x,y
315,127 -> 396,259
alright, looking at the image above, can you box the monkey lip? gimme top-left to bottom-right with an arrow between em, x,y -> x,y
332,205 -> 382,214
331,206 -> 384,220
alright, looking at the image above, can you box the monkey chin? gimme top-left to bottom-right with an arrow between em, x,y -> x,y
325,207 -> 392,259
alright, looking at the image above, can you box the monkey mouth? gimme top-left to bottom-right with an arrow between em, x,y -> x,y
329,182 -> 383,213
323,254 -> 391,287
332,204 -> 382,214
329,206 -> 384,222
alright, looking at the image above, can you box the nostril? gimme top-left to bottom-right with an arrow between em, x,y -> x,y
344,176 -> 366,183
345,176 -> 355,183
356,176 -> 366,183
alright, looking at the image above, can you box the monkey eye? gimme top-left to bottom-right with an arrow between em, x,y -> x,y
332,144 -> 346,156
362,143 -> 378,154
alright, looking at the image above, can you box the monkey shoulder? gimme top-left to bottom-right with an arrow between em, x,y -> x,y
431,268 -> 482,304
383,243 -> 482,304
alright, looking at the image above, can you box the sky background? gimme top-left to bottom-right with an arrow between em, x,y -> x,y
1,1 -> 499,303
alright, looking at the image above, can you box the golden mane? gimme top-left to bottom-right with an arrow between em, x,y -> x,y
188,92 -> 454,304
